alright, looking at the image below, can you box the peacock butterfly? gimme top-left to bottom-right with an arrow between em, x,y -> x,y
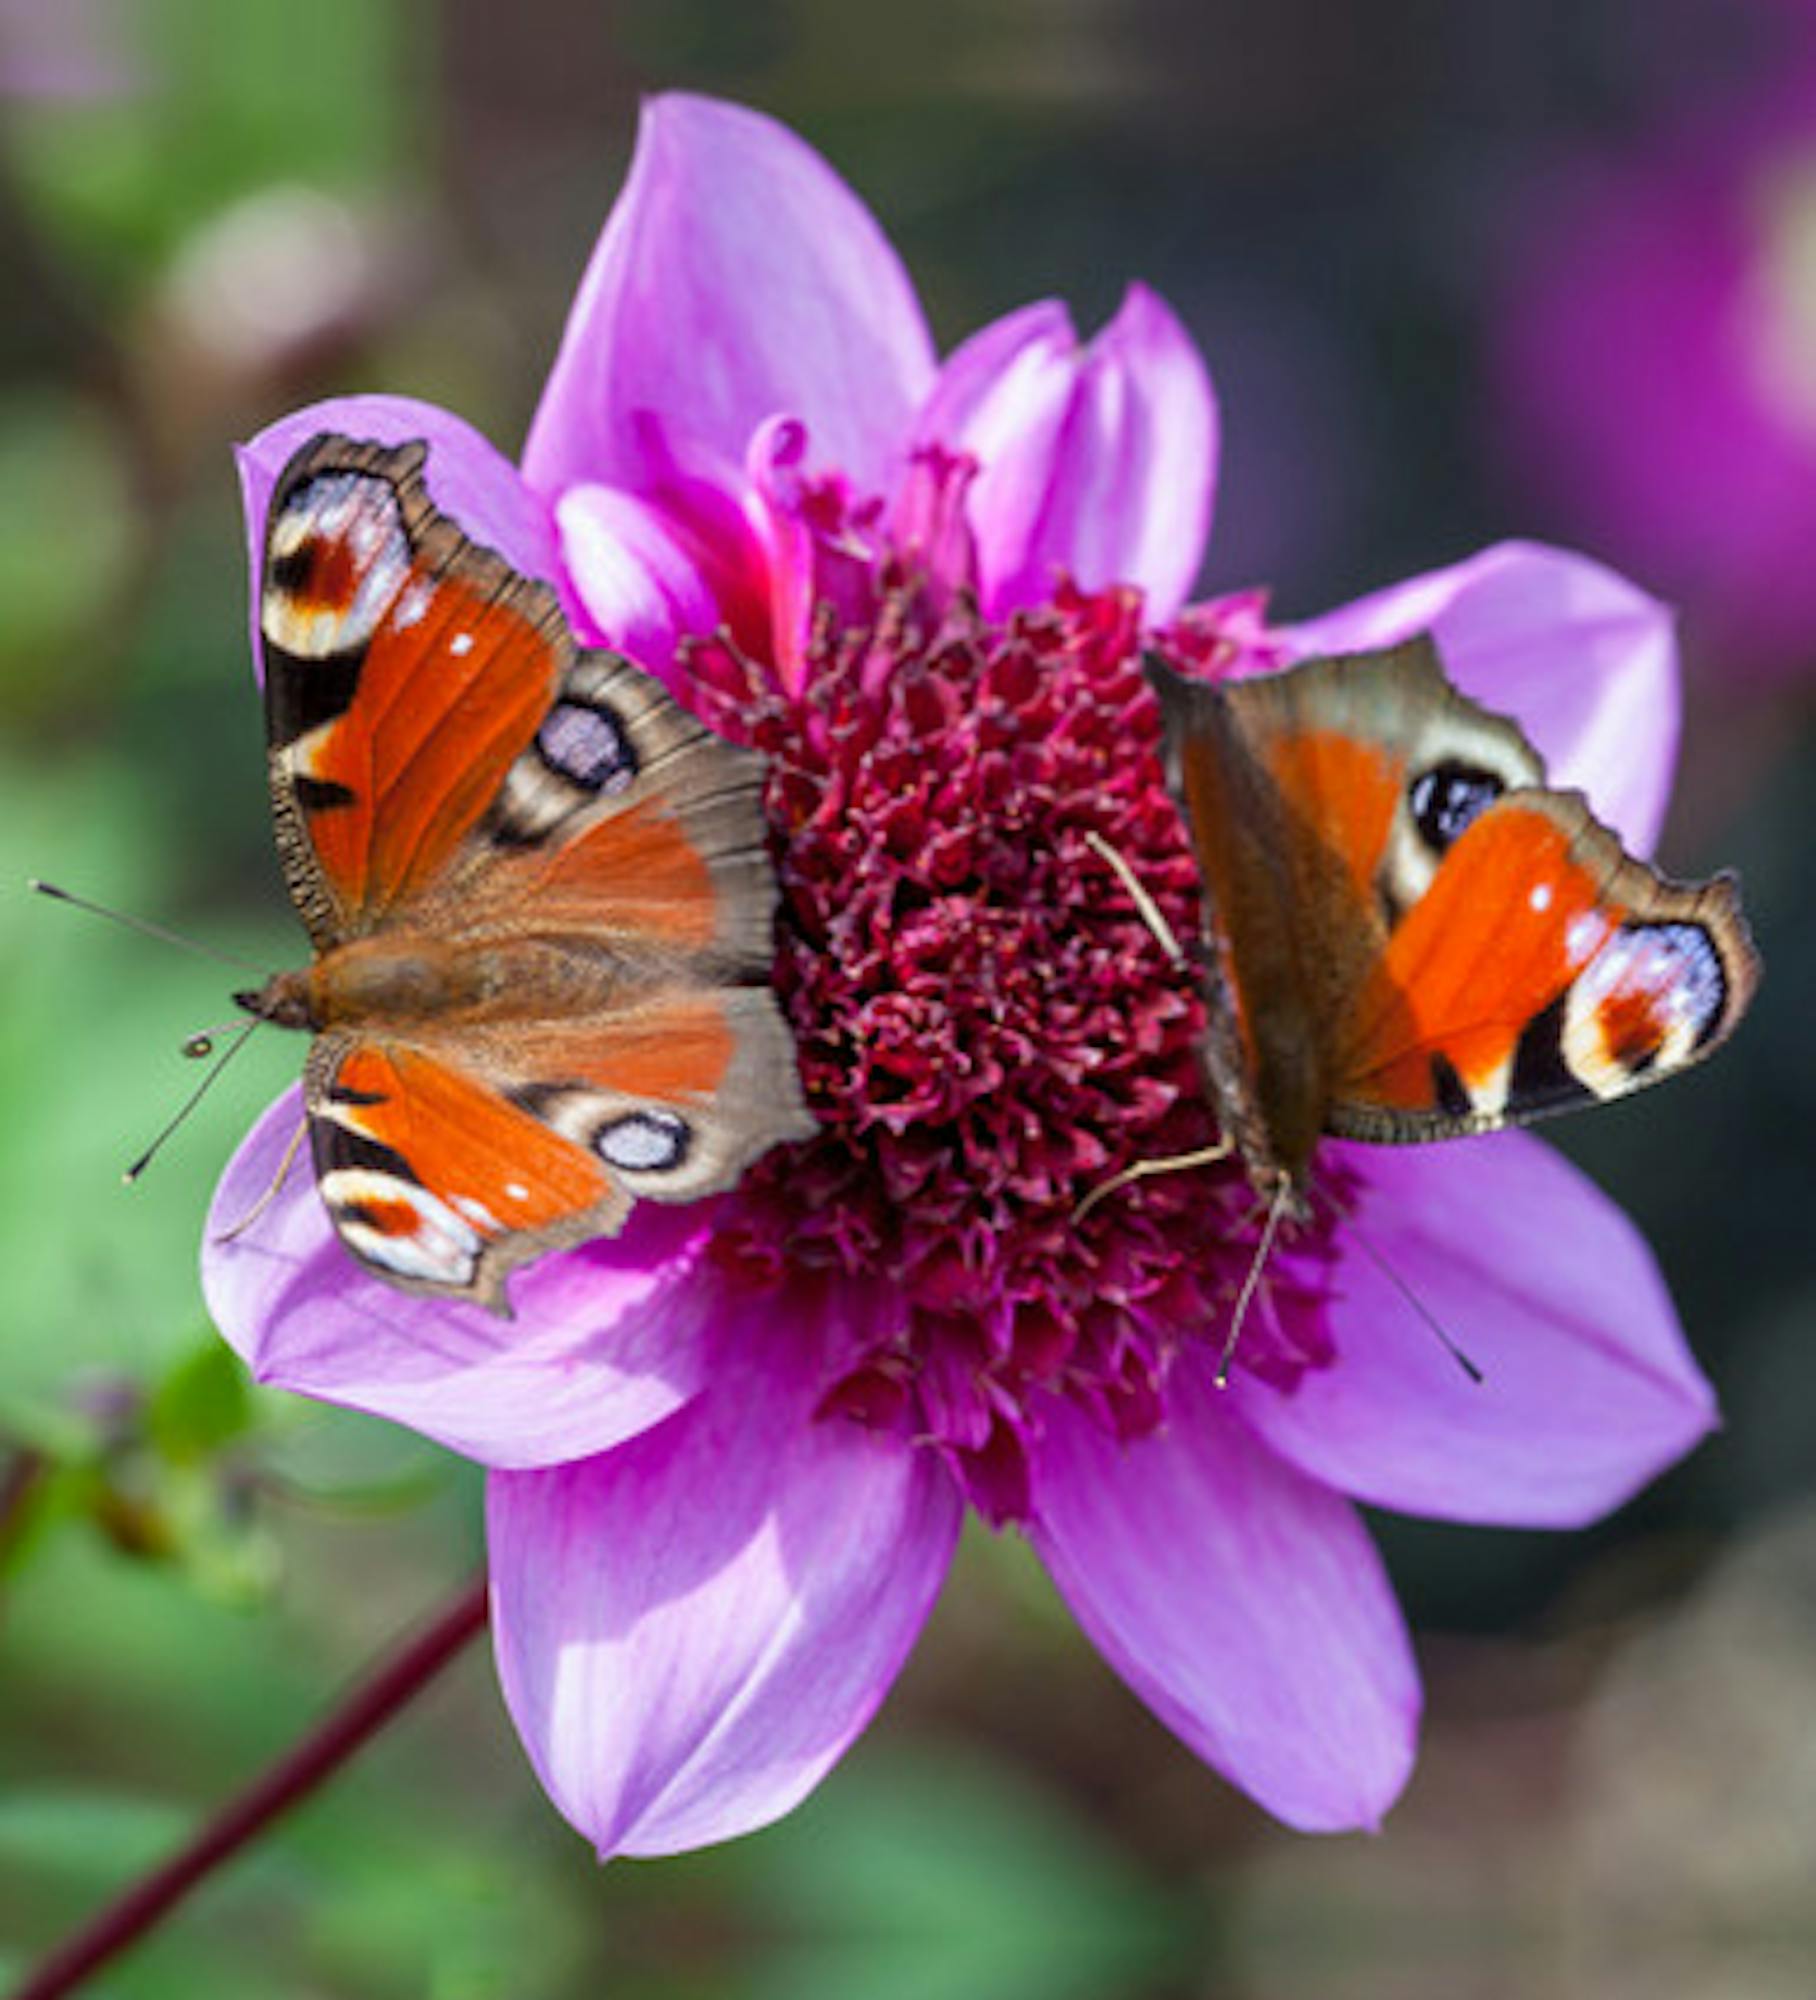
1146,638 -> 1760,1221
234,433 -> 812,1313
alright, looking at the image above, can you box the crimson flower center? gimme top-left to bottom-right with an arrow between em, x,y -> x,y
698,578 -> 1339,1521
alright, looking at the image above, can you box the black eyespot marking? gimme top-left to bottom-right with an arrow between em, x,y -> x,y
269,544 -> 320,597
537,699 -> 638,795
596,1109 -> 690,1174
1410,762 -> 1505,853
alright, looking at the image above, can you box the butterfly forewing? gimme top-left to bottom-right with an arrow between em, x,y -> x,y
1330,789 -> 1757,1139
261,436 -> 569,943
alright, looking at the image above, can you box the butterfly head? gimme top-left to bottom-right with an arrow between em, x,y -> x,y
234,969 -> 316,1033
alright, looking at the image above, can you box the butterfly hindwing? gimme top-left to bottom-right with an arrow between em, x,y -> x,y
306,990 -> 802,1311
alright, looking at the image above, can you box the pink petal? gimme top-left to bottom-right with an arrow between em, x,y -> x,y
203,1088 -> 721,1469
923,286 -> 1217,624
488,1297 -> 961,1856
554,481 -> 725,687
1286,541 -> 1679,856
523,93 -> 936,509
1029,1364 -> 1419,1832
237,395 -> 562,677
1233,1134 -> 1717,1528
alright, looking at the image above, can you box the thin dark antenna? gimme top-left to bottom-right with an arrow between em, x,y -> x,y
124,1019 -> 264,1184
1310,1181 -> 1483,1385
28,879 -> 266,974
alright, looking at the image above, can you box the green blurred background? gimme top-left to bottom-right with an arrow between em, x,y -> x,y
1,1 -> 1811,1994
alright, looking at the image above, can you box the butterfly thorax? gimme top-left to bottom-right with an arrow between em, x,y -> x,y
237,932 -> 643,1035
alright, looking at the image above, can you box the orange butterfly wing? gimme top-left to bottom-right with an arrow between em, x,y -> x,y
1150,639 -> 1760,1184
1332,789 -> 1755,1135
261,434 -> 567,940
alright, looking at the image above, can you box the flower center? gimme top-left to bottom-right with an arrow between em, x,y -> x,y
699,579 -> 1340,1521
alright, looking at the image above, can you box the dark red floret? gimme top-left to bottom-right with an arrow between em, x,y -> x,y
698,579 -> 1337,1521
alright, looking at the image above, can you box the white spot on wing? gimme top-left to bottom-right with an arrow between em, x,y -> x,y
1529,882 -> 1553,913
320,1168 -> 484,1285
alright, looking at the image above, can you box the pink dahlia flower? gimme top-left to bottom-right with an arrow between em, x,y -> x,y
209,95 -> 1714,1852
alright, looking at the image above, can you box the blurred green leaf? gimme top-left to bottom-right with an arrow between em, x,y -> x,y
6,0 -> 410,288
148,1338 -> 253,1465
0,1784 -> 189,1887
0,392 -> 135,712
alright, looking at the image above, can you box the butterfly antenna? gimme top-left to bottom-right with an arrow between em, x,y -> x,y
1215,1175 -> 1294,1388
1081,831 -> 1188,966
123,1019 -> 264,1185
213,1114 -> 308,1243
28,879 -> 267,974
1307,1181 -> 1484,1385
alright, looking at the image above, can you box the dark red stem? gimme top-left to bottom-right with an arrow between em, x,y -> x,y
8,1573 -> 491,2000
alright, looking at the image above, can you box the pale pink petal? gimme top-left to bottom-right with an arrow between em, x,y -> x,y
237,395 -> 562,676
203,1088 -> 720,1469
1233,1132 -> 1717,1528
1029,1363 -> 1419,1832
488,1297 -> 961,1856
913,299 -> 1078,606
554,482 -> 724,686
924,286 -> 1216,624
523,93 -> 936,508
1286,541 -> 1679,855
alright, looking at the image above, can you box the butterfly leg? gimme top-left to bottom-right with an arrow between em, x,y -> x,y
1070,1137 -> 1236,1223
1213,1172 -> 1297,1387
212,1114 -> 309,1244
1081,829 -> 1189,966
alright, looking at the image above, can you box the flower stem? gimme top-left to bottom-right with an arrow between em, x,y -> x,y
8,1573 -> 490,2000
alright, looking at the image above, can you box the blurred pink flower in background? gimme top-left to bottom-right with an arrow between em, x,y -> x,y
210,96 -> 1715,1857
0,0 -> 137,99
1490,56 -> 1816,687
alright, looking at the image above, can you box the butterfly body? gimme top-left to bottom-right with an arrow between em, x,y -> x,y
244,433 -> 812,1312
1147,639 -> 1759,1204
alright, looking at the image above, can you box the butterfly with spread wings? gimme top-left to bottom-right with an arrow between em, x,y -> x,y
235,433 -> 812,1314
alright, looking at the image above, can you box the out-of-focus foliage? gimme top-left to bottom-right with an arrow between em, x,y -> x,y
1,0 -> 1811,1994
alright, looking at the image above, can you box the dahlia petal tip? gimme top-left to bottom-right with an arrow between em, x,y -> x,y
525,88 -> 936,508
951,276 -> 1216,623
1030,1369 -> 1420,1833
488,1313 -> 962,1857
